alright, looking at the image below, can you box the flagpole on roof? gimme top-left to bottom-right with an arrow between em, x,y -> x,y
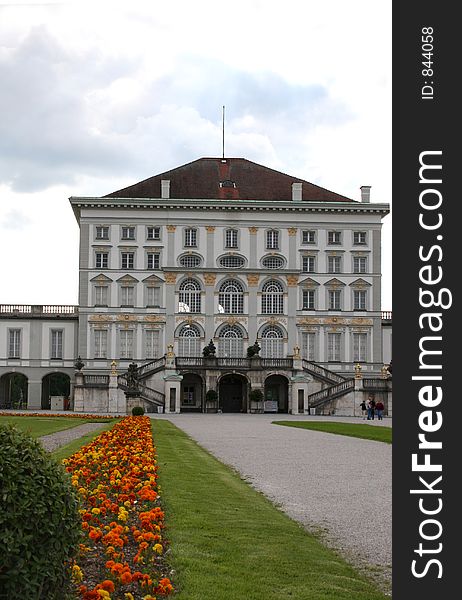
222,105 -> 225,159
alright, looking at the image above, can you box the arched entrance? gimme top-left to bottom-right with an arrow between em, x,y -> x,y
0,373 -> 28,409
180,373 -> 204,412
218,374 -> 248,413
41,373 -> 71,410
264,374 -> 289,413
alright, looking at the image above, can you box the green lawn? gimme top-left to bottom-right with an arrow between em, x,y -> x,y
273,420 -> 392,444
0,415 -> 111,438
152,419 -> 389,600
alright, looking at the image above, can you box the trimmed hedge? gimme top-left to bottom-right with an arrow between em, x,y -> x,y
0,424 -> 81,599
132,405 -> 145,416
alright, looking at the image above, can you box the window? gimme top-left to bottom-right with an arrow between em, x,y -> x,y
261,326 -> 284,358
184,228 -> 197,247
145,330 -> 160,358
353,257 -> 367,274
302,256 -> 315,273
146,286 -> 160,307
8,329 -> 21,358
147,252 -> 160,270
328,231 -> 341,245
178,324 -> 201,357
261,280 -> 284,314
95,285 -> 108,306
301,332 -> 316,361
147,226 -> 161,240
179,279 -> 201,313
218,280 -> 244,314
179,255 -> 202,268
96,226 -> 109,240
328,333 -> 341,361
266,230 -> 279,250
182,386 -> 196,405
225,229 -> 238,248
120,330 -> 134,359
218,325 -> 243,357
95,252 -> 108,269
302,289 -> 315,310
219,255 -> 245,269
94,330 -> 107,359
121,226 -> 135,240
328,289 -> 341,310
121,252 -> 134,269
121,286 -> 135,306
353,333 -> 367,362
302,230 -> 316,244
354,290 -> 367,310
262,256 -> 285,269
353,231 -> 367,245
328,256 -> 342,274
51,330 -> 63,359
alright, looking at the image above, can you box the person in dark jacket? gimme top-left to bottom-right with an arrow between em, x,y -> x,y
376,400 -> 385,420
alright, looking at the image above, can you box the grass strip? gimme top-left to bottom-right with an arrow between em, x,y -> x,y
273,420 -> 392,444
0,415 -> 111,438
152,419 -> 389,600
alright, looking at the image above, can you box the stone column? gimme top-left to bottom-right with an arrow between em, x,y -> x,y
73,371 -> 85,412
27,379 -> 42,411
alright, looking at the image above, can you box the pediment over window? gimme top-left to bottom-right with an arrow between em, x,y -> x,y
90,274 -> 113,283
349,278 -> 372,287
325,278 -> 346,287
142,274 -> 163,284
300,277 -> 320,288
117,274 -> 139,283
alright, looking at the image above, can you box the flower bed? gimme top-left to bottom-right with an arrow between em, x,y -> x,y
64,416 -> 174,600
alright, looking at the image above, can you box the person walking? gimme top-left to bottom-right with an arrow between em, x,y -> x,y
360,399 -> 367,419
367,395 -> 376,420
376,399 -> 385,420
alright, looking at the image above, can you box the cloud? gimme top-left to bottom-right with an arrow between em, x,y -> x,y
0,208 -> 31,230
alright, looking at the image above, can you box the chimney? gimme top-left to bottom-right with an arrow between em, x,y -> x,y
360,186 -> 371,203
161,179 -> 170,199
292,182 -> 302,201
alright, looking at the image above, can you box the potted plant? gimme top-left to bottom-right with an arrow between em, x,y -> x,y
205,389 -> 218,413
249,388 -> 264,413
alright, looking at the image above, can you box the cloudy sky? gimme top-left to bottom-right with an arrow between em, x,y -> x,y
0,0 -> 392,308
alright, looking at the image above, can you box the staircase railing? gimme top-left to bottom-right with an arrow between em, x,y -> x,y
135,356 -> 167,380
308,378 -> 355,408
302,360 -> 346,384
117,375 -> 165,409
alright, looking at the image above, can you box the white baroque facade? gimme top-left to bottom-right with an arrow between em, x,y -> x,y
0,157 -> 391,414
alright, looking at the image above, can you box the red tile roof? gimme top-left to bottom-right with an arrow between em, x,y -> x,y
104,157 -> 354,202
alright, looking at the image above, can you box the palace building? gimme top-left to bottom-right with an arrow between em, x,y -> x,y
0,157 -> 391,415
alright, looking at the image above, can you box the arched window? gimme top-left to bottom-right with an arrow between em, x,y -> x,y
178,279 -> 201,313
261,280 -> 284,314
178,324 -> 201,357
260,325 -> 284,358
218,280 -> 244,314
218,324 -> 244,357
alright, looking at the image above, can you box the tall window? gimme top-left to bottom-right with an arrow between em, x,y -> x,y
95,252 -> 108,269
51,330 -> 63,359
218,325 -> 243,357
302,230 -> 316,244
96,226 -> 109,240
301,332 -> 316,361
147,226 -> 161,240
353,333 -> 367,362
8,329 -> 21,358
179,279 -> 201,313
302,289 -> 315,310
147,252 -> 160,270
266,229 -> 279,250
178,324 -> 201,357
218,280 -> 244,314
121,226 -> 135,240
145,330 -> 160,359
354,290 -> 367,310
328,231 -> 341,245
121,286 -> 135,306
327,333 -> 341,361
353,231 -> 367,245
121,252 -> 134,269
184,228 -> 197,247
261,280 -> 284,314
261,326 -> 284,358
146,286 -> 160,307
225,229 -> 238,248
302,256 -> 315,273
353,257 -> 367,273
120,330 -> 134,359
95,285 -> 108,306
327,256 -> 341,273
328,289 -> 341,310
94,330 -> 107,359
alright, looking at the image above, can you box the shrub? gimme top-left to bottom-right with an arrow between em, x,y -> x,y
132,405 -> 145,416
249,389 -> 264,403
205,389 -> 218,402
0,424 -> 81,599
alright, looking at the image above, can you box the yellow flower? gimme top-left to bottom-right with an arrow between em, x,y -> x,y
92,508 -> 101,515
153,544 -> 163,554
124,594 -> 135,600
71,564 -> 83,582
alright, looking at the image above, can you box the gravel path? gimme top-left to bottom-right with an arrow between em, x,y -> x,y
39,423 -> 106,452
154,414 -> 392,592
